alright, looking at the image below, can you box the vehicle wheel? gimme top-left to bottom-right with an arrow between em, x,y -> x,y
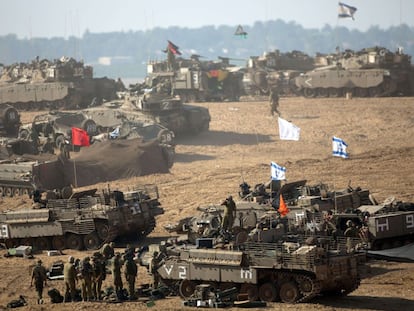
2,106 -> 19,128
35,237 -> 51,251
83,232 -> 101,250
12,188 -> 20,197
18,129 -> 30,140
179,280 -> 197,298
21,188 -> 30,196
296,275 -> 315,296
328,88 -> 341,98
240,283 -> 259,301
96,223 -> 110,241
81,119 -> 97,135
279,281 -> 300,303
65,234 -> 84,250
55,135 -> 64,149
317,88 -> 328,98
258,282 -> 277,302
303,88 -> 315,98
52,236 -> 65,250
355,87 -> 368,97
4,188 -> 12,197
0,187 -> 4,196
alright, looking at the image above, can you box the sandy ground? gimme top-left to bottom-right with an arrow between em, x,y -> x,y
0,96 -> 413,310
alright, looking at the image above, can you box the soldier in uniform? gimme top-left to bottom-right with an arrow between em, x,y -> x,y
80,257 -> 93,301
221,196 -> 237,232
269,87 -> 281,116
64,256 -> 78,302
112,253 -> 124,299
149,251 -> 163,289
91,253 -> 106,301
30,125 -> 40,154
124,254 -> 138,300
30,259 -> 47,304
344,220 -> 359,252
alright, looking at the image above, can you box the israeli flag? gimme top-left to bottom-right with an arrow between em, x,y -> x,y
271,161 -> 286,180
109,126 -> 120,139
338,2 -> 357,20
332,136 -> 349,158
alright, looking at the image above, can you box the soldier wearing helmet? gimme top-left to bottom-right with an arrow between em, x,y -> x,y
64,256 -> 78,302
221,195 -> 237,232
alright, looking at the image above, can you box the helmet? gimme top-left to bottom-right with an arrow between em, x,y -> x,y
227,195 -> 233,200
37,259 -> 42,264
84,256 -> 90,262
346,220 -> 353,227
68,256 -> 74,263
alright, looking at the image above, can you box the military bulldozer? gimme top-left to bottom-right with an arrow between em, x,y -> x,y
0,184 -> 164,251
156,235 -> 365,303
0,57 -> 121,110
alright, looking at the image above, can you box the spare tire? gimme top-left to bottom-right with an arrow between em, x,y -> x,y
81,119 -> 97,136
1,105 -> 20,129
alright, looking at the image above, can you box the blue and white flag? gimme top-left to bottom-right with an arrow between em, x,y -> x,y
271,161 -> 286,180
332,136 -> 349,158
109,126 -> 120,139
278,117 -> 300,141
338,2 -> 357,20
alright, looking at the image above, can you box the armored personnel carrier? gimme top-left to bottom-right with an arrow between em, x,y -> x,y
294,46 -> 414,98
156,236 -> 365,303
0,57 -> 121,110
0,184 -> 163,250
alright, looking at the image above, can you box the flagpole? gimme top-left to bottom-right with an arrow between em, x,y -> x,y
72,143 -> 77,188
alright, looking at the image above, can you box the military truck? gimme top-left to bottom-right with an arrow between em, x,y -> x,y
156,236 -> 365,303
0,57 -> 121,110
0,184 -> 164,250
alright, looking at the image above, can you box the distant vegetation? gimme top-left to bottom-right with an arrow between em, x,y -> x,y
1,20 -> 413,80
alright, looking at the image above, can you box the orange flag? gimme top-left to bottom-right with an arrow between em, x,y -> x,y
278,194 -> 290,217
71,127 -> 90,146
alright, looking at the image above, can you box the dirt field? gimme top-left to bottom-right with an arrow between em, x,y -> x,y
0,96 -> 413,310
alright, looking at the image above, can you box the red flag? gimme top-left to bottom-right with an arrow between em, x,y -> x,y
167,40 -> 182,55
71,127 -> 90,146
278,194 -> 290,217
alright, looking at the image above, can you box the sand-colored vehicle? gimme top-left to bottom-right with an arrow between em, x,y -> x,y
0,184 -> 163,250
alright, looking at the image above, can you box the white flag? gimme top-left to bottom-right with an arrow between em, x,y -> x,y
278,117 -> 300,141
271,161 -> 286,180
338,2 -> 357,20
332,136 -> 349,158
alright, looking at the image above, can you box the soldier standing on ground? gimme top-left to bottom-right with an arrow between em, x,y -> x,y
112,253 -> 124,299
221,196 -> 237,232
91,253 -> 106,301
149,251 -> 163,289
124,254 -> 138,300
269,87 -> 281,117
30,259 -> 47,304
100,242 -> 115,260
64,256 -> 78,302
80,257 -> 93,301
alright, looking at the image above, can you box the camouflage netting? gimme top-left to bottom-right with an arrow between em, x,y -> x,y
62,138 -> 170,187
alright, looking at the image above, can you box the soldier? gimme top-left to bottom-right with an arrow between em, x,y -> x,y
100,242 -> 115,260
344,220 -> 359,252
63,256 -> 77,302
322,210 -> 337,237
149,251 -> 163,289
269,87 -> 281,116
41,137 -> 55,154
80,257 -> 93,301
30,259 -> 47,304
91,253 -> 106,301
124,255 -> 138,300
30,125 -> 40,154
111,253 -> 124,299
221,195 -> 237,232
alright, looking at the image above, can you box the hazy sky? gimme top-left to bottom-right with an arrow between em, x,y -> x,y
2,0 -> 413,38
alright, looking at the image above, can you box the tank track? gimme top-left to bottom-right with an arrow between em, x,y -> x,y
294,274 -> 322,303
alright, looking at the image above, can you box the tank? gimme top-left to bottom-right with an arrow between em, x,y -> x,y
0,184 -> 164,250
242,50 -> 317,97
0,57 -> 122,110
101,93 -> 210,137
294,46 -> 414,98
156,236 -> 365,303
